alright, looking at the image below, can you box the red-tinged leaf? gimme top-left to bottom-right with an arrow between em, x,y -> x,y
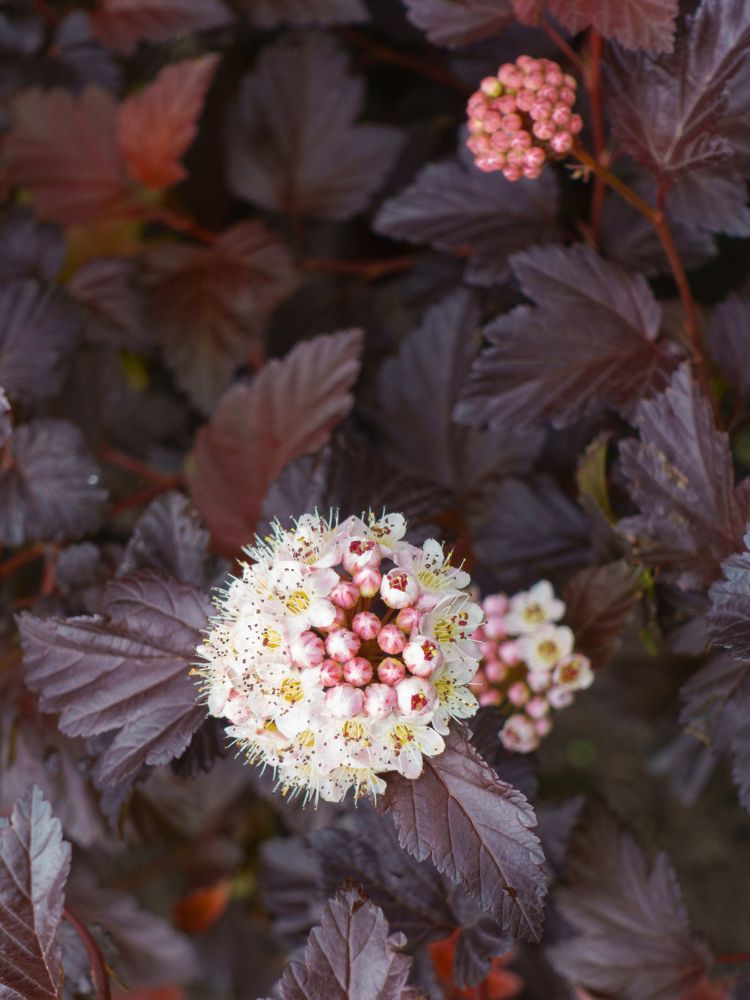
374,160 -> 560,286
145,220 -> 297,413
606,0 -> 750,181
0,419 -> 107,546
68,257 -> 155,352
618,365 -> 749,589
381,729 -> 548,941
0,786 -> 71,1000
18,571 -> 210,788
117,55 -> 220,191
186,329 -> 364,552
275,886 -> 415,1000
90,0 -> 233,55
403,0 -> 514,47
238,0 -> 368,27
4,87 -> 134,226
665,172 -> 750,237
225,32 -> 403,221
563,561 -> 643,668
0,278 -> 80,402
455,244 -> 678,430
709,292 -> 750,404
513,0 -> 677,51
549,805 -> 711,1000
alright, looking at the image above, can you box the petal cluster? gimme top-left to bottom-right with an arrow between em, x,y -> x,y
196,512 -> 482,803
466,55 -> 582,180
472,581 -> 593,753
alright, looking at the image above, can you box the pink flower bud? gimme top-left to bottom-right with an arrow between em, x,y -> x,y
500,713 -> 539,753
480,75 -> 502,97
320,658 -> 344,687
529,100 -> 552,122
550,131 -> 573,154
478,639 -> 498,660
515,88 -> 535,112
563,73 -> 577,89
378,656 -> 406,686
291,630 -> 325,668
363,683 -> 396,719
511,130 -> 532,152
498,64 -> 523,90
524,146 -> 546,168
344,656 -> 374,687
342,538 -> 381,574
395,677 -> 437,717
534,716 -> 553,737
502,165 -> 522,181
483,110 -> 502,133
317,605 -> 347,632
484,659 -> 507,683
483,594 -> 509,616
353,566 -> 382,597
490,131 -> 512,152
538,84 -> 559,103
526,695 -> 549,719
547,685 -> 574,708
378,624 -> 407,654
479,689 -> 502,706
500,640 -> 522,665
380,569 -> 420,609
523,164 -> 543,180
551,104 -> 571,126
325,628 -> 361,663
352,611 -> 381,640
501,113 -> 523,132
403,636 -> 444,677
568,113 -> 583,134
508,681 -> 530,706
330,580 -> 360,609
326,683 -> 364,718
545,68 -> 564,87
497,94 -> 517,114
396,606 -> 421,634
532,120 -> 555,141
560,86 -> 577,106
528,670 -> 551,693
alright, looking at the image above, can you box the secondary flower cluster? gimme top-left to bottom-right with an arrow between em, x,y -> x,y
466,55 -> 583,180
472,581 -> 593,753
197,512 -> 482,803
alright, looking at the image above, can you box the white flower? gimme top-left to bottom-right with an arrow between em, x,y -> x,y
518,623 -> 574,672
504,580 -> 565,634
422,595 -> 484,662
394,539 -> 470,607
553,653 -> 594,690
501,714 -> 540,753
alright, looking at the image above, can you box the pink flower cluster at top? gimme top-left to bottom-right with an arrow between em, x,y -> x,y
197,512 -> 482,803
466,55 -> 583,180
472,581 -> 593,753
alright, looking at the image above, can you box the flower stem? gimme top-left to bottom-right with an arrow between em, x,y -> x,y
99,444 -> 181,486
64,906 -> 112,1000
141,205 -> 217,245
715,952 -> 750,965
303,255 -> 419,281
540,20 -> 584,75
586,29 -> 606,243
0,543 -> 46,581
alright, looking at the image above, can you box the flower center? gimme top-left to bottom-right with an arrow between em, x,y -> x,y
280,678 -> 303,703
286,590 -> 311,614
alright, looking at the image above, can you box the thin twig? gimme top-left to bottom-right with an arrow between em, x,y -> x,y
303,255 -> 419,281
63,906 -> 112,1000
541,20 -> 584,74
0,543 -> 46,581
587,29 -> 606,242
111,478 -> 183,516
142,205 -> 217,245
571,146 -> 655,221
715,951 -> 750,965
99,444 -> 181,485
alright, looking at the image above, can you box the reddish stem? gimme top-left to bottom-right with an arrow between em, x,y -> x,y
715,952 -> 750,965
587,29 -> 606,243
540,20 -> 584,74
303,255 -> 419,281
32,0 -> 60,27
111,477 -> 183,516
99,444 -> 181,486
142,205 -> 217,245
63,906 -> 112,1000
0,543 -> 46,581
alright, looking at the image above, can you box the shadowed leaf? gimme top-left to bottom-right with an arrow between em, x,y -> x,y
238,0 -> 367,26
90,0 -> 232,55
563,561 -> 643,668
513,0 -> 677,51
403,0 -> 513,46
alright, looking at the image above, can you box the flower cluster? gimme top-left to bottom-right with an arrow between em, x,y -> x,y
466,55 -> 583,180
472,581 -> 593,753
196,512 -> 482,803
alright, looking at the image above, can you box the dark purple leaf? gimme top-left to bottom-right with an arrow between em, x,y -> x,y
382,728 -> 548,940
403,0 -> 513,47
536,797 -> 584,876
19,571 -> 210,788
0,207 -> 64,283
119,491 -> 223,589
707,531 -> 750,660
89,0 -> 233,55
513,0 -> 677,51
145,220 -> 298,413
68,257 -> 155,352
260,836 -> 323,952
226,32 -> 402,221
455,243 -> 678,430
55,542 -> 121,615
549,805 -> 711,1000
618,365 -> 749,589
239,0 -> 367,27
377,289 -> 542,494
0,387 -> 10,448
709,291 -> 750,403
275,885 -> 414,1000
54,12 -> 121,93
187,329 -> 364,553
0,278 -> 79,402
374,160 -> 560,285
0,786 -> 71,1000
649,732 -> 717,808
0,419 -> 106,546
665,171 -> 750,237
563,560 -> 643,668
468,706 -> 539,801
606,0 -> 750,181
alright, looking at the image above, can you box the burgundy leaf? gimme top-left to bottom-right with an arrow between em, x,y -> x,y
145,220 -> 298,413
455,244 -> 677,430
0,786 -> 71,1000
382,728 -> 547,940
0,419 -> 106,546
606,0 -> 750,181
513,0 -> 677,51
563,561 -> 643,668
374,160 -> 560,285
186,329 -> 363,552
225,31 -> 403,220
53,11 -> 121,92
4,87 -> 135,226
709,291 -> 750,403
549,805 -> 711,1000
18,571 -> 210,788
707,532 -> 750,660
665,171 -> 750,237
275,885 -> 414,1000
618,365 -> 749,589
403,0 -> 514,47
89,0 -> 232,55
68,257 -> 155,351
0,207 -> 64,284
117,54 -> 221,191
238,0 -> 368,27
0,388 -> 10,448
0,278 -> 80,402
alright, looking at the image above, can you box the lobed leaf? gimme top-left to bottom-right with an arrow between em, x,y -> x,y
186,329 -> 363,552
0,208 -> 64,284
68,257 -> 154,352
238,0 -> 368,27
513,0 -> 678,51
403,0 -> 514,47
381,728 -> 548,941
563,561 -> 643,668
708,291 -> 750,404
0,786 -> 71,1000
90,0 -> 233,55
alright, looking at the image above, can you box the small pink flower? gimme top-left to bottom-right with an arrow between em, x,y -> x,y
396,606 -> 421,634
403,636 -> 444,678
378,624 -> 407,655
344,656 -> 374,687
342,538 -> 381,574
547,685 -> 574,709
329,580 -> 360,609
325,628 -> 361,663
501,713 -> 539,753
499,640 -> 522,665
381,568 -> 420,609
291,630 -> 325,669
508,681 -> 530,706
483,594 -> 508,616
484,659 -> 508,683
395,677 -> 437,717
326,684 -> 364,718
320,659 -> 344,687
378,656 -> 406,686
534,716 -> 553,737
363,683 -> 396,719
352,611 -> 381,640
353,566 -> 382,597
479,689 -> 502,706
526,695 -> 549,719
